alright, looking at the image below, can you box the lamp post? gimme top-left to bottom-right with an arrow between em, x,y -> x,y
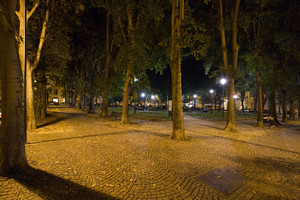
193,94 -> 197,108
151,95 -> 156,107
210,89 -> 214,113
141,93 -> 146,108
220,78 -> 227,119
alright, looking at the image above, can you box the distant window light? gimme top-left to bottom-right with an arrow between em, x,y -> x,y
53,98 -> 59,103
63,98 -> 65,102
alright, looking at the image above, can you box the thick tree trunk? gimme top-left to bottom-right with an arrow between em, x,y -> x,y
255,65 -> 264,127
26,68 -> 37,130
289,100 -> 295,121
0,0 -> 28,175
88,95 -> 95,114
225,78 -> 237,131
170,0 -> 186,140
121,66 -> 132,125
36,70 -> 47,120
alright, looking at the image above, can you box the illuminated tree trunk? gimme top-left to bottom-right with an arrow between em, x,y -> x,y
16,0 -> 49,131
219,0 -> 240,132
121,66 -> 132,124
36,69 -> 47,120
0,0 -> 28,176
170,0 -> 186,141
121,12 -> 134,125
101,14 -> 114,117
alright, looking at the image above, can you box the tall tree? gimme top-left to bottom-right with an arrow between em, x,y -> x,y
16,0 -> 50,131
0,0 -> 27,176
101,12 -> 115,117
218,0 -> 241,132
169,0 -> 186,140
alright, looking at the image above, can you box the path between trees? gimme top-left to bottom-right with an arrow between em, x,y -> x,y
0,106 -> 299,199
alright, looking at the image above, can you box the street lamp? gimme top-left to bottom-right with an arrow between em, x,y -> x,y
151,95 -> 156,107
193,94 -> 198,108
210,89 -> 214,113
141,93 -> 146,108
220,78 -> 227,119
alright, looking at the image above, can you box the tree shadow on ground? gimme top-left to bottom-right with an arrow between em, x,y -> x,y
37,117 -> 68,128
11,166 -> 119,200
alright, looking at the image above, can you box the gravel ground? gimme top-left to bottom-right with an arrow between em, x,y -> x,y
0,106 -> 299,200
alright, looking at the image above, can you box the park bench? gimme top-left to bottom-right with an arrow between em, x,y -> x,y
110,111 -> 121,118
263,115 -> 279,127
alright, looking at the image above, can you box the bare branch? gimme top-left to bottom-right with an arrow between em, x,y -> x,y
31,0 -> 49,71
27,1 -> 39,21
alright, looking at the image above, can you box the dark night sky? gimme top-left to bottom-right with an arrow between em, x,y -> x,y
147,57 -> 214,97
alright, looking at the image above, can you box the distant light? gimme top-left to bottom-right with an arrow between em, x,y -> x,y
151,95 -> 155,100
220,78 -> 227,85
134,78 -> 138,82
233,94 -> 238,99
209,89 -> 214,94
141,93 -> 146,98
193,94 -> 197,99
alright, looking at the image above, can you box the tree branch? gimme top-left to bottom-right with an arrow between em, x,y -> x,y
31,0 -> 49,71
118,17 -> 127,42
27,1 -> 39,21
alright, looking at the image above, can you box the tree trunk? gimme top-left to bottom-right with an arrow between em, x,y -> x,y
88,95 -> 95,114
0,0 -> 28,175
253,95 -> 258,112
121,66 -> 132,124
82,93 -> 86,111
289,100 -> 295,121
255,65 -> 264,127
282,91 -> 287,122
170,0 -> 186,140
101,13 -> 114,117
219,0 -> 240,132
225,78 -> 237,131
16,0 -> 49,131
77,94 -> 81,109
240,91 -> 245,112
26,68 -> 37,130
36,69 -> 47,120
269,91 -> 279,124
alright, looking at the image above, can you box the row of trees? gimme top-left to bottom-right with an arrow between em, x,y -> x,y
0,0 -> 299,175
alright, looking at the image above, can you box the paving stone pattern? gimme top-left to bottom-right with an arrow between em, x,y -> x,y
0,107 -> 299,200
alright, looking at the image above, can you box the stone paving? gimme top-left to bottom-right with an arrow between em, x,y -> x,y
0,107 -> 299,200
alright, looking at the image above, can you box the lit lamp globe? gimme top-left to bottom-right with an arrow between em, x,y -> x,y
220,78 -> 227,85
141,93 -> 146,98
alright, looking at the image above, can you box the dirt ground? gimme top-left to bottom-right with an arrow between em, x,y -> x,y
0,106 -> 299,200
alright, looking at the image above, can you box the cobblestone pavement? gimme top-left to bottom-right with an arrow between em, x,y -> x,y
1,107 -> 299,200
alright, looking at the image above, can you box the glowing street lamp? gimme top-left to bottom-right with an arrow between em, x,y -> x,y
210,89 -> 214,113
141,93 -> 146,108
219,78 -> 227,119
151,95 -> 156,107
193,94 -> 198,108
